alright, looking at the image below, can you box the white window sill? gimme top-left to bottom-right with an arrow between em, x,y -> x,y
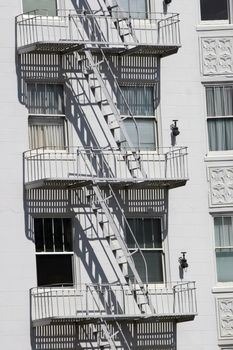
212,284 -> 233,294
196,23 -> 233,32
204,151 -> 233,162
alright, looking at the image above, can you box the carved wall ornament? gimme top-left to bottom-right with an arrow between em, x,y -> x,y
218,299 -> 233,338
201,38 -> 233,75
209,167 -> 233,207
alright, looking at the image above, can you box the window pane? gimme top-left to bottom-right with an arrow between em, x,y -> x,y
27,84 -> 64,115
44,218 -> 53,252
122,118 -> 156,150
117,0 -> 147,18
144,218 -> 162,248
119,86 -> 154,116
36,255 -> 73,286
34,218 -> 44,252
64,218 -> 73,251
216,249 -> 233,282
208,118 -> 233,151
28,116 -> 66,149
200,0 -> 228,21
27,84 -> 46,114
126,218 -> 137,248
54,218 -> 63,252
23,0 -> 57,16
130,251 -> 163,283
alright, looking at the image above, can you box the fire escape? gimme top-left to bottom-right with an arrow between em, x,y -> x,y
16,2 -> 197,348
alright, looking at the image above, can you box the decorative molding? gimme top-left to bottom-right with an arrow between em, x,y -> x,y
201,38 -> 233,75
218,299 -> 233,339
209,167 -> 233,207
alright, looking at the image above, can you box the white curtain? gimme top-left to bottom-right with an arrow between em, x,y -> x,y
27,84 -> 64,115
119,86 -> 154,116
208,118 -> 233,151
215,216 -> 233,282
29,117 -> 65,149
206,86 -> 233,150
118,0 -> 147,17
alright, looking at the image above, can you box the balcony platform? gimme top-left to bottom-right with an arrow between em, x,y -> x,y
30,282 -> 197,328
32,313 -> 196,328
18,41 -> 180,58
16,11 -> 181,57
24,177 -> 187,190
23,147 -> 189,191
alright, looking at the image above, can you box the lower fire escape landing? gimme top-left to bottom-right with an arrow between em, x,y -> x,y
23,147 -> 189,190
31,282 -> 197,328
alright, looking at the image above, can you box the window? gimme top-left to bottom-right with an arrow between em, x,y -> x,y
23,0 -> 57,16
119,86 -> 154,116
206,85 -> 233,151
118,0 -> 148,18
27,83 -> 67,149
119,86 -> 156,150
34,218 -> 73,286
200,0 -> 229,21
126,218 -> 164,283
214,216 -> 233,282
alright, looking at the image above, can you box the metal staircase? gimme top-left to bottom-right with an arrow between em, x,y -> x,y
83,48 -> 146,178
103,0 -> 139,43
71,5 -> 156,345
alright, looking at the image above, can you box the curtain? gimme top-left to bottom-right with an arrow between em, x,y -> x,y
119,86 -> 154,116
215,217 -> 233,282
27,84 -> 64,114
208,118 -> 233,150
28,116 -> 65,149
122,118 -> 156,149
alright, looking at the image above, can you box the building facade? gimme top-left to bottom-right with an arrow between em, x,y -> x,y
1,0 -> 233,349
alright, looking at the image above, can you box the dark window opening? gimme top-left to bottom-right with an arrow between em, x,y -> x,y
200,0 -> 229,21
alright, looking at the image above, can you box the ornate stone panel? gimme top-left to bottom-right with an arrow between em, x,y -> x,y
201,38 -> 233,75
217,298 -> 233,339
209,167 -> 233,207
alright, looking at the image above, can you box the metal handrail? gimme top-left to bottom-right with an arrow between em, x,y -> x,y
108,184 -> 149,287
30,281 -> 197,322
23,146 -> 189,184
16,11 -> 181,49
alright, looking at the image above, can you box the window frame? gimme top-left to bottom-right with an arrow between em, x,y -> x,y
22,0 -> 58,16
213,214 -> 233,284
125,215 -> 165,285
118,84 -> 158,151
205,83 -> 233,152
27,82 -> 68,151
34,217 -> 74,287
199,0 -> 231,24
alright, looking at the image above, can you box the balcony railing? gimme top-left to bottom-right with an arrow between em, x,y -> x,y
23,146 -> 188,189
30,282 -> 197,326
16,10 -> 181,55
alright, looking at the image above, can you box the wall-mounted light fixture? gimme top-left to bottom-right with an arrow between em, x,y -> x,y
164,0 -> 172,4
179,252 -> 188,280
179,252 -> 188,270
171,119 -> 180,137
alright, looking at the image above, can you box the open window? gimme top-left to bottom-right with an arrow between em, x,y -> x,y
200,0 -> 229,22
34,217 -> 73,287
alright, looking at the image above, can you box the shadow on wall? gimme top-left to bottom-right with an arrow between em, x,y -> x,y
31,320 -> 176,350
